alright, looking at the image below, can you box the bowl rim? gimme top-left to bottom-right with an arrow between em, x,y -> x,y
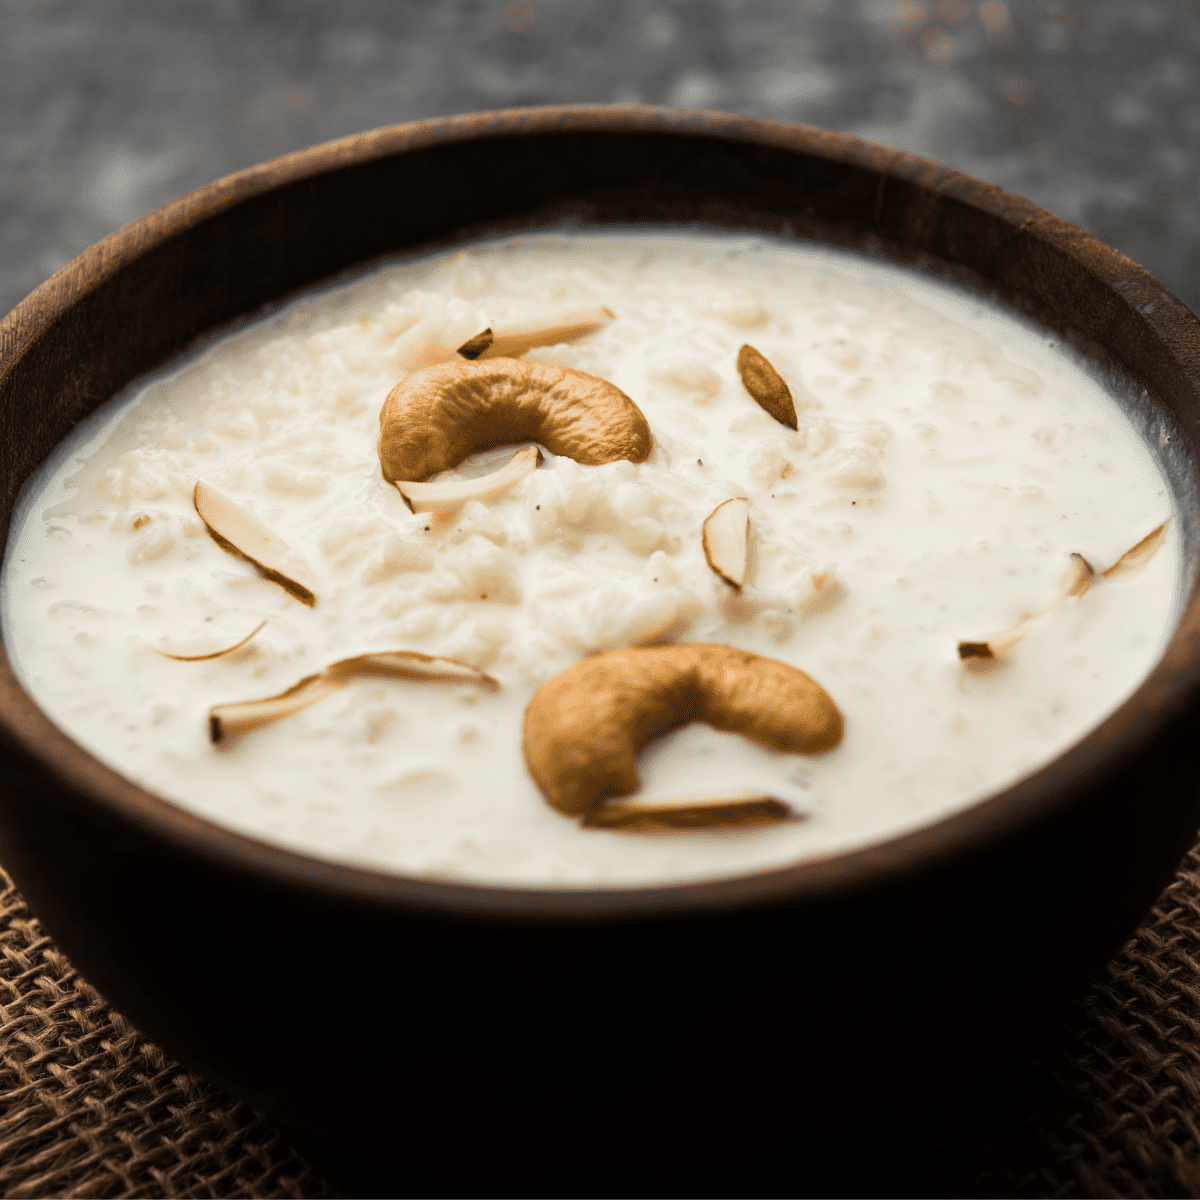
3,102 -> 1200,922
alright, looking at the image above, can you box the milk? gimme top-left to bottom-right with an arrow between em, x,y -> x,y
1,230 -> 1178,886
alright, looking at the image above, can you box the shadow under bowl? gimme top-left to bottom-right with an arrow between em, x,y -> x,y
1,106 -> 1200,1179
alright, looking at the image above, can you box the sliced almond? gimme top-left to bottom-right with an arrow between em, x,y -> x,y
455,328 -> 494,360
702,497 -> 750,589
958,610 -> 1044,664
393,445 -> 541,513
1103,519 -> 1169,580
957,641 -> 995,661
194,481 -> 317,607
957,556 -> 1092,663
209,673 -> 347,742
155,619 -> 267,662
326,650 -> 500,691
209,649 -> 500,741
582,794 -> 793,833
1058,551 -> 1097,598
737,344 -> 797,430
455,307 -> 615,360
958,526 -> 1163,664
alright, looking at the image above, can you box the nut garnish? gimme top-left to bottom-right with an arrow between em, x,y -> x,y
393,445 -> 541,513
1058,551 -> 1097,598
209,650 -> 499,742
455,329 -> 494,360
702,497 -> 750,589
958,521 -> 1169,663
155,619 -> 267,662
194,481 -> 317,607
209,672 -> 343,742
737,344 -> 798,430
455,307 -> 615,360
323,651 -> 502,688
378,358 -> 652,483
958,552 -> 1095,662
581,793 -> 793,833
522,643 -> 843,824
1103,519 -> 1170,580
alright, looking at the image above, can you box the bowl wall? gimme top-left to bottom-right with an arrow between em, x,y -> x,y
2,107 -> 1200,1175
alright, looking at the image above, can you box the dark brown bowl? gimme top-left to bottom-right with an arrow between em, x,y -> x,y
2,105 -> 1200,1179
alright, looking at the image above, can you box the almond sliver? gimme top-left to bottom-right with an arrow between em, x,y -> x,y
393,445 -> 540,513
702,497 -> 750,589
582,793 -> 793,833
156,619 -> 267,662
456,307 -> 615,360
194,481 -> 317,606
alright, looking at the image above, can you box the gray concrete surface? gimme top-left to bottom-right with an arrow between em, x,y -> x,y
3,0 -> 1199,318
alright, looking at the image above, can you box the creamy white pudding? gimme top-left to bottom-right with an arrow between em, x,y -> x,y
1,230 -> 1178,885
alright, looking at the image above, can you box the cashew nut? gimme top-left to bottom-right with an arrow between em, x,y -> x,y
522,644 -> 843,819
378,358 -> 652,483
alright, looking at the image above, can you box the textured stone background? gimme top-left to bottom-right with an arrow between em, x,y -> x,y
3,0 -> 1199,318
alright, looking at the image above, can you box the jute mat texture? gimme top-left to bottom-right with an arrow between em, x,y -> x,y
5,844 -> 1200,1200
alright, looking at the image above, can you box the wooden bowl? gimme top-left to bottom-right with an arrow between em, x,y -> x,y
2,106 -> 1199,1178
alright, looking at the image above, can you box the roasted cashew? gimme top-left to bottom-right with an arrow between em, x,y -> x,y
378,358 -> 652,483
522,644 -> 843,818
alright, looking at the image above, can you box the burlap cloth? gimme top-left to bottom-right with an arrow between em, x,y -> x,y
5,840 -> 1200,1200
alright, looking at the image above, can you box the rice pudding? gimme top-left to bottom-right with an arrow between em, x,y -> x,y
1,230 -> 1178,886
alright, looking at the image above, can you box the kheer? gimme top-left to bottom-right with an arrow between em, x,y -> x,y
1,230 -> 1178,885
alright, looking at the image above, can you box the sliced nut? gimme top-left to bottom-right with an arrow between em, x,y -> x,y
456,329 -> 495,360
209,650 -> 498,742
1103,519 -> 1169,580
522,643 -> 843,822
737,344 -> 797,430
1058,550 -> 1097,599
194,481 -> 317,607
378,358 -> 652,483
155,619 -> 267,661
958,552 -> 1095,663
957,641 -> 995,661
393,445 -> 540,513
324,650 -> 501,689
209,673 -> 345,742
581,794 -> 793,833
957,522 -> 1169,664
702,497 -> 750,589
455,307 -> 615,360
